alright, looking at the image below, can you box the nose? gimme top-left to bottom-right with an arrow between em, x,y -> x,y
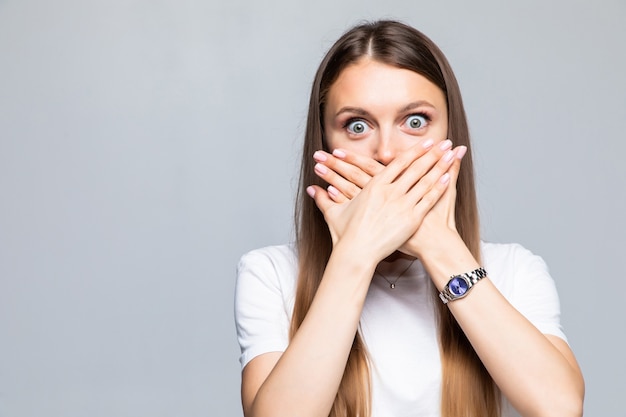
373,133 -> 399,165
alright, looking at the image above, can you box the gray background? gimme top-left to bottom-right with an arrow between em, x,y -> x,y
0,0 -> 624,416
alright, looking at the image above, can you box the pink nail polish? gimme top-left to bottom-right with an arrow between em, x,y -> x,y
333,149 -> 347,158
306,186 -> 316,197
313,151 -> 327,162
422,138 -> 434,149
440,173 -> 450,184
443,150 -> 454,163
439,139 -> 452,151
327,185 -> 339,197
314,163 -> 328,175
456,146 -> 467,160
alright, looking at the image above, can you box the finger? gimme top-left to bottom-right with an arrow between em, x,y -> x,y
437,145 -> 465,203
314,162 -> 362,199
406,145 -> 456,204
439,145 -> 466,226
394,139 -> 452,193
331,148 -> 384,178
448,146 -> 466,187
411,171 -> 451,220
315,150 -> 372,190
306,185 -> 335,216
327,185 -> 348,203
375,138 -> 435,184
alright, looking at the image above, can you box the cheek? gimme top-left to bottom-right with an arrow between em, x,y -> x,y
323,124 -> 341,152
438,116 -> 449,141
323,128 -> 373,155
326,135 -> 376,157
424,126 -> 448,146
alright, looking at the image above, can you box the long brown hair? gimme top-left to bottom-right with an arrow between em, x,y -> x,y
291,20 -> 500,417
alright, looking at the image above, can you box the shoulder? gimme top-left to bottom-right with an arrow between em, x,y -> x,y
480,241 -> 567,341
481,240 -> 541,260
236,243 -> 298,301
238,244 -> 297,272
481,241 -> 548,274
480,240 -> 553,298
235,244 -> 297,368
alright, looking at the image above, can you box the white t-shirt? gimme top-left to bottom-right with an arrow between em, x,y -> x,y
234,242 -> 567,417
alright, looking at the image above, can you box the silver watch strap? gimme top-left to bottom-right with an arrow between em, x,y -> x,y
439,267 -> 487,304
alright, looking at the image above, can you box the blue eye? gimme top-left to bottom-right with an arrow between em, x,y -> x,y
346,120 -> 370,134
405,114 -> 428,129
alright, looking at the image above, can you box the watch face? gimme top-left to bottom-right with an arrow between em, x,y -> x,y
449,276 -> 469,296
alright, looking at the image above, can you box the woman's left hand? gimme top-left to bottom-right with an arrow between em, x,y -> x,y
312,145 -> 467,258
314,147 -> 585,417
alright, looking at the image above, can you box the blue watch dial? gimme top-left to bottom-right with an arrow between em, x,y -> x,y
449,277 -> 468,296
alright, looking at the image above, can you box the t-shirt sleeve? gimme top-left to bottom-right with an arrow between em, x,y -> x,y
234,248 -> 292,369
506,244 -> 568,342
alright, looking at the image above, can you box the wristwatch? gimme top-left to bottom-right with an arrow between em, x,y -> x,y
439,267 -> 487,304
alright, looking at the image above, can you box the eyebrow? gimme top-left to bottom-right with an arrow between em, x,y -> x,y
334,100 -> 437,118
399,100 -> 437,112
335,107 -> 371,118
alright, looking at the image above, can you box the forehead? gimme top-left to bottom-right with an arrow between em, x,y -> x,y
326,59 -> 446,113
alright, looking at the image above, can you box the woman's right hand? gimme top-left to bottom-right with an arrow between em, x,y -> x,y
307,139 -> 455,263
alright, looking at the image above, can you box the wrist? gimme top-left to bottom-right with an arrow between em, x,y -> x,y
330,239 -> 379,275
404,226 -> 460,260
439,267 -> 488,304
417,233 -> 480,290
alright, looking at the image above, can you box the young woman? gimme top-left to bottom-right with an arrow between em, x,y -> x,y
235,20 -> 584,417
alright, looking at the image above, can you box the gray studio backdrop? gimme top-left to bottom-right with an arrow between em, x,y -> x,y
1,1 -> 624,416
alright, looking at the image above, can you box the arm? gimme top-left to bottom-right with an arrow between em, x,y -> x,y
312,148 -> 584,417
241,141 -> 455,417
418,234 -> 584,417
242,245 -> 376,417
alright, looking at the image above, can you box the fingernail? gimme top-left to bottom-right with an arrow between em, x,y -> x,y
314,163 -> 328,175
439,139 -> 452,151
422,138 -> 434,149
313,151 -> 327,162
306,186 -> 316,198
332,149 -> 347,158
456,146 -> 467,160
440,173 -> 451,184
443,150 -> 454,163
327,185 -> 339,197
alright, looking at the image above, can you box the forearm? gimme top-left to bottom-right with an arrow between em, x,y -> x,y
248,243 -> 375,417
419,235 -> 584,417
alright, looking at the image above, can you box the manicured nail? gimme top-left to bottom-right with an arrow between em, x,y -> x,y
443,150 -> 454,163
456,146 -> 467,160
440,173 -> 451,184
306,186 -> 316,197
422,138 -> 434,149
313,151 -> 327,162
332,149 -> 347,158
327,185 -> 339,197
439,139 -> 452,151
314,163 -> 328,175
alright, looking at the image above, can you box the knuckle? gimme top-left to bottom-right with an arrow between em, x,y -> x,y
348,184 -> 360,198
366,161 -> 382,175
420,192 -> 436,206
344,166 -> 359,182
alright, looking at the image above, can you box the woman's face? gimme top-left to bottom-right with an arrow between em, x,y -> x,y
323,59 -> 448,165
